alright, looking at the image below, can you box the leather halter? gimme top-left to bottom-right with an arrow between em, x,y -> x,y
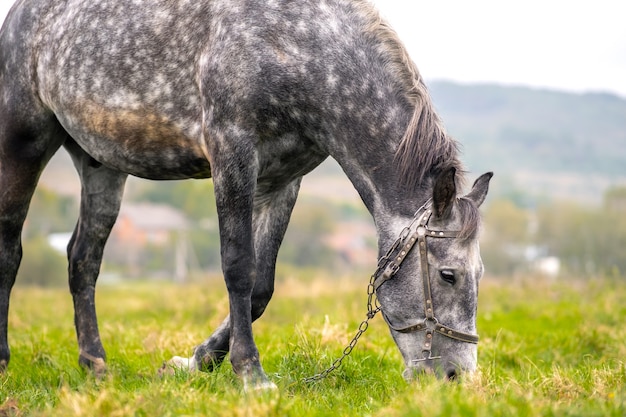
372,203 -> 479,362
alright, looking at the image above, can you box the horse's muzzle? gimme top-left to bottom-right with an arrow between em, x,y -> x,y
402,364 -> 459,381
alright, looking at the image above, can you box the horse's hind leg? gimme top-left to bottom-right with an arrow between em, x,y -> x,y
0,164 -> 48,370
0,116 -> 65,370
64,140 -> 127,374
176,180 -> 302,375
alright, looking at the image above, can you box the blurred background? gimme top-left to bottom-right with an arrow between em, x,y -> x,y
2,1 -> 624,286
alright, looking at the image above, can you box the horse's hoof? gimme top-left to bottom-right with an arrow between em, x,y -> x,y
243,378 -> 278,393
79,353 -> 107,378
91,358 -> 107,378
240,367 -> 278,392
159,355 -> 198,376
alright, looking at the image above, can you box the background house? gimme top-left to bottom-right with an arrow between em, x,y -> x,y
106,203 -> 192,281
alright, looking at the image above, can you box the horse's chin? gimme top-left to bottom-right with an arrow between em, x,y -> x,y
402,363 -> 476,382
400,350 -> 477,382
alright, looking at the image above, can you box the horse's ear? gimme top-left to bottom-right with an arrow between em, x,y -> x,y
465,172 -> 494,207
432,167 -> 457,218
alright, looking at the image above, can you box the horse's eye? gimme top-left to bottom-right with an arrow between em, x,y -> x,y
439,270 -> 456,286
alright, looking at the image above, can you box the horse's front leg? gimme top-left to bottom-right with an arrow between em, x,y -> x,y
200,132 -> 274,390
187,179 -> 302,374
65,142 -> 127,375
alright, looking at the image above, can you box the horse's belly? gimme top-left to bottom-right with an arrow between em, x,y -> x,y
57,107 -> 212,180
30,0 -> 213,179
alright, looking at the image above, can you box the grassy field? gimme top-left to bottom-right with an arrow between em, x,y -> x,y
1,273 -> 625,416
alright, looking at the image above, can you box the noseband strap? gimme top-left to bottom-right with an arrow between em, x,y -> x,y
374,203 -> 479,352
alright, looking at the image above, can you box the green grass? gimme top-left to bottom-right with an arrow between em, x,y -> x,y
1,274 -> 625,416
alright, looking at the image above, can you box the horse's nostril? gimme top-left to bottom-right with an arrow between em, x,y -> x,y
446,368 -> 458,381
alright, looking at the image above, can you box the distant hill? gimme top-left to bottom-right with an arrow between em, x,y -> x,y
429,81 -> 626,203
39,82 -> 626,205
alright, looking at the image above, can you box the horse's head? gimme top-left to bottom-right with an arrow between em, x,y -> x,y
375,168 -> 493,380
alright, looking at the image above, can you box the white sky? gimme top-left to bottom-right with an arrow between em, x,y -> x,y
371,0 -> 626,97
1,0 -> 625,98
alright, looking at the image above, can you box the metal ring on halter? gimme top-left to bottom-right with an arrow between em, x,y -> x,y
423,317 -> 439,328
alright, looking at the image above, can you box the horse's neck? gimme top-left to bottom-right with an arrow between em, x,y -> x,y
330,127 -> 431,227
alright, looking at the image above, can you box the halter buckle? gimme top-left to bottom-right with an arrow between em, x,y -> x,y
412,350 -> 442,364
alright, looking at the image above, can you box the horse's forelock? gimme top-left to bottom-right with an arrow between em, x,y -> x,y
457,196 -> 482,241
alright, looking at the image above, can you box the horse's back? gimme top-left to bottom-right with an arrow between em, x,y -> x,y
41,0 -> 213,177
1,0 -> 380,180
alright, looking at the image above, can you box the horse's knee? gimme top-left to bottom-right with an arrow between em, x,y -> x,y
67,210 -> 119,289
251,286 -> 274,320
222,249 -> 256,296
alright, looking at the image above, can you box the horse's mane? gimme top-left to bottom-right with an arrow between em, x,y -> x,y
359,2 -> 464,191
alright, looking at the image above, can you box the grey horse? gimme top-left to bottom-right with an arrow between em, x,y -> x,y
0,0 -> 492,389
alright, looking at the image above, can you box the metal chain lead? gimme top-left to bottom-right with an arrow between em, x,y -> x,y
302,271 -> 381,383
302,200 -> 432,383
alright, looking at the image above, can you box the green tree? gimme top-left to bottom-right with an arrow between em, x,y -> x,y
535,197 -> 626,276
480,199 -> 530,275
134,180 -> 216,222
16,237 -> 67,287
23,187 -> 77,238
280,203 -> 335,267
535,202 -> 589,273
604,186 -> 626,212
